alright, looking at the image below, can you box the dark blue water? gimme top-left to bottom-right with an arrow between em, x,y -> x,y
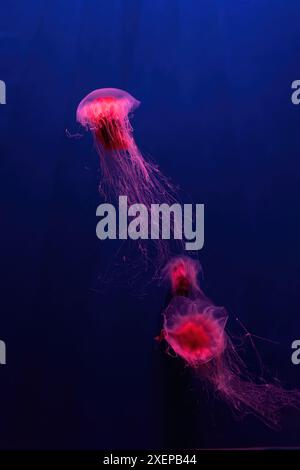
1,0 -> 300,449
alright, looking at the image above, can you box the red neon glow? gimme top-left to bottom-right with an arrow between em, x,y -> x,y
166,314 -> 226,365
160,257 -> 300,428
77,91 -> 137,151
163,297 -> 227,366
76,88 -> 175,206
77,88 -> 179,264
162,256 -> 201,297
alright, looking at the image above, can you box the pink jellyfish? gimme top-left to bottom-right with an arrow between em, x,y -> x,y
158,256 -> 300,428
76,88 -> 175,207
162,256 -> 202,297
163,296 -> 227,367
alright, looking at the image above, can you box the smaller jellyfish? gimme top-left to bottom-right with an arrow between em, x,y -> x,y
162,256 -> 202,297
159,256 -> 300,428
76,88 -> 175,208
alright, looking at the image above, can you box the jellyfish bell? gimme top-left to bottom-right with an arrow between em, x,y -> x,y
163,297 -> 228,366
170,260 -> 190,296
76,88 -> 140,152
162,256 -> 202,297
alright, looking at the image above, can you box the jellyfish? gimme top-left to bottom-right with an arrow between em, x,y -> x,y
76,88 -> 181,267
76,88 -> 176,208
163,296 -> 227,367
162,256 -> 202,297
158,257 -> 300,428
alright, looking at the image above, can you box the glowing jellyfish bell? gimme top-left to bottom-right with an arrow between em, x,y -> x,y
163,256 -> 202,297
164,297 -> 228,366
76,88 -> 140,152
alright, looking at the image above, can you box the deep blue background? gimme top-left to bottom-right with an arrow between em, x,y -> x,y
1,0 -> 300,449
